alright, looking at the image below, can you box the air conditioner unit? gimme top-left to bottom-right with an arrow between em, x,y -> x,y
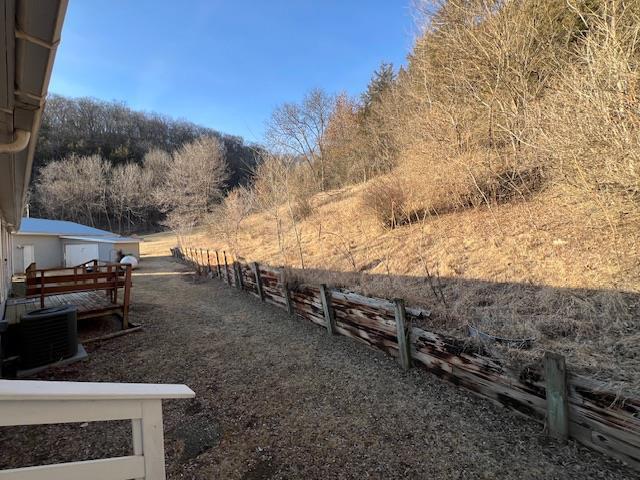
19,305 -> 78,369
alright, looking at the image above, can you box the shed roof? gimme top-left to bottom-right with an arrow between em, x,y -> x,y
16,218 -> 139,244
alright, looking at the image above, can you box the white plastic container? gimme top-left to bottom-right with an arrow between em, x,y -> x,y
120,255 -> 139,269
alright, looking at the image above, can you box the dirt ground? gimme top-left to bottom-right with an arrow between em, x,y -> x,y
0,253 -> 637,479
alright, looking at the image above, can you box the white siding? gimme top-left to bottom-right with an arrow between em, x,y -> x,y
1,214 -> 13,312
11,235 -> 63,273
9,236 -> 141,274
63,239 -> 140,263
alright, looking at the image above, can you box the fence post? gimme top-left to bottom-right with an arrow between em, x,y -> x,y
223,251 -> 231,284
215,251 -> 221,278
284,282 -> 294,317
394,299 -> 411,371
140,399 -> 167,479
234,261 -> 243,290
544,352 -> 569,443
320,284 -> 336,335
122,265 -> 132,330
253,262 -> 264,301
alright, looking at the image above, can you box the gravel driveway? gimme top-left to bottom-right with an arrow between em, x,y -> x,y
0,255 -> 636,479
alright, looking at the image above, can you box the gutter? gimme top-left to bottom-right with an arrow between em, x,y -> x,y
0,129 -> 30,153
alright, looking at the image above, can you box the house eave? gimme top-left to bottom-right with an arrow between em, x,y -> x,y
0,0 -> 69,228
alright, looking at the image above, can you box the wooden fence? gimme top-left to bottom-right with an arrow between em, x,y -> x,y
171,246 -> 640,471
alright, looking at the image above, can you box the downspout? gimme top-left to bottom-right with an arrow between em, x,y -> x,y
0,129 -> 30,154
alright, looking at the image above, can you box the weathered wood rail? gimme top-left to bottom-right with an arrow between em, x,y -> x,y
24,260 -> 133,328
172,246 -> 640,470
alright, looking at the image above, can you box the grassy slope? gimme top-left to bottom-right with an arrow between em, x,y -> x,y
146,183 -> 640,392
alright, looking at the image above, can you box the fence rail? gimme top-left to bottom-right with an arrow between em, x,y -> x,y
172,246 -> 640,470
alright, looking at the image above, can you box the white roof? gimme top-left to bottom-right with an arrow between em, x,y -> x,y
15,217 -> 139,244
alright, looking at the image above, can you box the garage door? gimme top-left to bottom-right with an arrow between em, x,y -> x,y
64,243 -> 100,267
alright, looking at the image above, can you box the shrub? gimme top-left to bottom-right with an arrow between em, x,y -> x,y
361,177 -> 413,229
290,196 -> 314,221
396,147 -> 545,223
287,163 -> 317,221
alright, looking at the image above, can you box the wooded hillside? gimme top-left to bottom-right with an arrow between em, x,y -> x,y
29,95 -> 262,232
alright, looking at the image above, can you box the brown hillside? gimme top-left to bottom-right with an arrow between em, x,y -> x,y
164,179 -> 639,394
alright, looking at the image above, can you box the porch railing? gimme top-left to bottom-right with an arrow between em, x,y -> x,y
24,260 -> 133,328
0,379 -> 195,480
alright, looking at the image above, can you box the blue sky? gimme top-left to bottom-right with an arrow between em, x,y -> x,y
50,1 -> 416,143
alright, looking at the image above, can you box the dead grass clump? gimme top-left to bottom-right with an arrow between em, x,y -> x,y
290,197 -> 313,222
476,166 -> 545,205
361,177 -> 416,229
396,148 -> 545,220
536,318 -> 580,339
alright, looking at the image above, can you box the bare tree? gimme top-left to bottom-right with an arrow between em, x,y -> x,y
251,154 -> 288,262
153,136 -> 229,231
323,93 -> 370,185
265,88 -> 334,191
142,148 -> 172,188
210,186 -> 254,256
109,163 -> 153,233
36,154 -> 111,228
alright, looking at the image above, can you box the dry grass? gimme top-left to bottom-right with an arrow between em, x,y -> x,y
161,175 -> 639,393
141,231 -> 179,257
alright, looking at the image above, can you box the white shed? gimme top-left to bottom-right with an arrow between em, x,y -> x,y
12,218 -> 140,273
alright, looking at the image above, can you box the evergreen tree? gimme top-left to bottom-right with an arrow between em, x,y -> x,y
361,62 -> 395,115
